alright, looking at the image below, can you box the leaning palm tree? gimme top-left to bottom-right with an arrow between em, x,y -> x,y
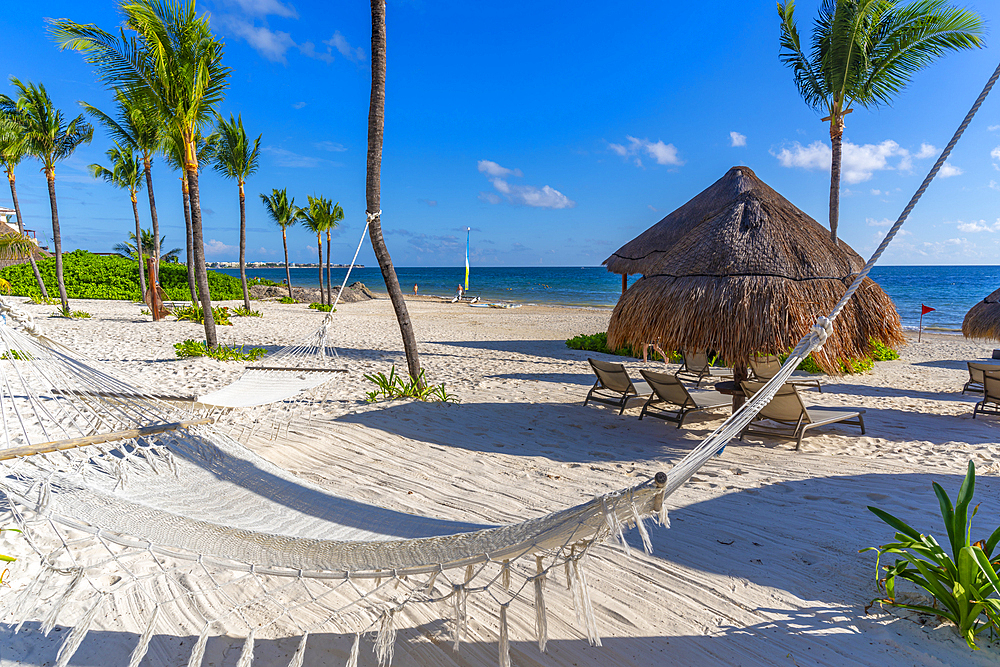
259,188 -> 300,300
302,195 -> 330,305
53,0 -> 231,347
89,144 -> 148,298
114,229 -> 181,262
367,0 -> 422,387
164,127 -> 217,304
0,111 -> 48,297
0,78 -> 93,312
778,0 -> 984,244
81,87 -> 163,261
325,201 -> 344,305
212,113 -> 261,311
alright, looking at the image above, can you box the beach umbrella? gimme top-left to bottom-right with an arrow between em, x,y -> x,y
962,286 -> 1000,341
604,166 -> 903,375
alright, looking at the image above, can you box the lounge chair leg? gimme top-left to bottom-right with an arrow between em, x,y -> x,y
858,414 -> 865,435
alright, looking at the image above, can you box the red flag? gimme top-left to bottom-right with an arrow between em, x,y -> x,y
921,304 -> 935,315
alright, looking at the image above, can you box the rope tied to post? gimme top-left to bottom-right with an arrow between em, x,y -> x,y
366,210 -> 381,223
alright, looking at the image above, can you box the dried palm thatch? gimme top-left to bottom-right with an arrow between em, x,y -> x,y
963,286 -> 1000,341
604,166 -> 904,374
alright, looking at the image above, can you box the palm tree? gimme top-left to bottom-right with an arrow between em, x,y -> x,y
53,0 -> 231,347
778,0 -> 984,244
164,127 -> 217,303
81,87 -> 163,261
259,188 -> 300,300
212,113 -> 261,311
114,229 -> 181,262
302,195 -> 330,305
367,0 -> 423,387
0,111 -> 48,297
89,144 -> 148,297
325,201 -> 344,305
0,78 -> 93,312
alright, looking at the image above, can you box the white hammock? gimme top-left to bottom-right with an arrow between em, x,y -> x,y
196,221 -> 370,409
0,62 -> 994,667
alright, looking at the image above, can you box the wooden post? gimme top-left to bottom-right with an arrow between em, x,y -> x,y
622,273 -> 627,296
147,255 -> 165,321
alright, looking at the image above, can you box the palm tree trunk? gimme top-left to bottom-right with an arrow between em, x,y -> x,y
316,234 -> 323,305
45,169 -> 69,312
238,181 -> 250,311
367,0 -> 422,387
131,194 -> 147,299
829,116 -> 844,245
325,230 -> 333,306
181,178 -> 197,304
282,228 -> 292,300
142,154 -> 161,262
185,161 -> 217,347
7,172 -> 48,298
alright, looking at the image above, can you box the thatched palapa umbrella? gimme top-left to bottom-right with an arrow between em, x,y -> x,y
604,166 -> 903,375
963,286 -> 1000,340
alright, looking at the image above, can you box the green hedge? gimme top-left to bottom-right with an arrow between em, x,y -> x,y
0,250 -> 243,301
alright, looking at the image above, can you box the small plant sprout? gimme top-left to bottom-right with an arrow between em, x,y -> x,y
363,366 -> 458,403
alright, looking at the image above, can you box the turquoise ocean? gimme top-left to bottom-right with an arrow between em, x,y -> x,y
221,265 -> 1000,333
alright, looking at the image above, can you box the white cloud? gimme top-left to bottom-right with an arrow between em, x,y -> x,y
773,139 -> 938,183
990,125 -> 1000,132
263,146 -> 331,168
315,141 -> 346,152
648,204 -> 658,212
954,219 -> 1000,233
220,17 -> 296,63
990,180 -> 1000,191
205,239 -> 238,258
870,189 -> 881,195
298,41 -> 334,63
729,131 -> 747,147
938,162 -> 963,178
991,146 -> 1000,168
218,0 -> 298,18
477,160 -> 522,178
477,160 -> 575,209
292,101 -> 306,109
866,217 -> 893,227
325,31 -> 365,62
608,136 -> 684,167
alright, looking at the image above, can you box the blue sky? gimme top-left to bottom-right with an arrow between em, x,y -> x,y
4,0 -> 1000,267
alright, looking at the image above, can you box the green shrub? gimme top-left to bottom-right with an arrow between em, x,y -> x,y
51,306 -> 91,319
27,294 -> 59,305
565,332 -> 682,362
173,339 -> 267,361
278,296 -> 297,304
173,304 -> 232,326
0,250 -> 243,301
364,366 -> 458,403
788,338 -> 897,375
0,349 -> 33,360
308,302 -> 334,312
233,306 -> 262,317
869,339 -> 900,362
864,461 -> 1000,649
248,276 -> 281,287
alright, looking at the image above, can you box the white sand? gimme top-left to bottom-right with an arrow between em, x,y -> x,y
2,295 -> 1000,665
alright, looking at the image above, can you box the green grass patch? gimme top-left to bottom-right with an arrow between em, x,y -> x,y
51,307 -> 91,319
0,349 -> 33,361
233,306 -> 262,317
173,304 -> 233,326
277,296 -> 297,304
308,302 -> 334,312
0,250 -> 243,301
364,366 -> 458,403
565,332 -> 681,362
173,339 -> 267,361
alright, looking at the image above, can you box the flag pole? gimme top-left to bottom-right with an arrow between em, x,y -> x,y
918,309 -> 924,343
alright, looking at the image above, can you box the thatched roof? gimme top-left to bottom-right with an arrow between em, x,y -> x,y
604,166 -> 904,373
963,286 -> 1000,341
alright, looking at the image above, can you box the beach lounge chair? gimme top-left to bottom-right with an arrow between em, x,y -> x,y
738,380 -> 865,450
584,358 -> 651,414
964,362 -> 998,394
638,369 -> 730,427
750,354 -> 824,392
675,350 -> 733,387
973,370 -> 1000,419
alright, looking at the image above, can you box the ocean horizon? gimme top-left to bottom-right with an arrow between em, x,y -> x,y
219,264 -> 1000,334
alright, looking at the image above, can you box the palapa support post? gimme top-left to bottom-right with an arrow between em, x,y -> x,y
621,273 -> 627,296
